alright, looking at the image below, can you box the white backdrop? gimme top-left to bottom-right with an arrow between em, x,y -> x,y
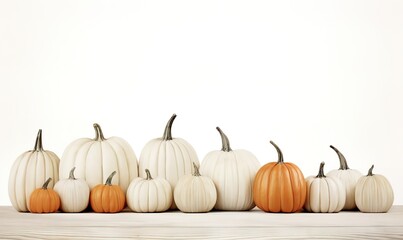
1,0 -> 402,205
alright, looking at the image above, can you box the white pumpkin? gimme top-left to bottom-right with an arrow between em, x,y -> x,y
138,114 -> 199,209
305,162 -> 346,213
355,165 -> 394,213
200,127 -> 260,211
126,169 -> 172,212
326,145 -> 362,210
174,163 -> 217,213
60,123 -> 138,193
8,129 -> 60,212
54,167 -> 90,213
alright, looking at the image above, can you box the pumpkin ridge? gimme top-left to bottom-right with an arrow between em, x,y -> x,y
170,140 -> 184,186
283,163 -> 296,212
44,152 -> 56,189
104,140 -> 121,187
83,140 -> 97,186
19,152 -> 31,211
232,151 -> 241,209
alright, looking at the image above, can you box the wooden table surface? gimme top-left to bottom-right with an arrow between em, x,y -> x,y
1,206 -> 402,239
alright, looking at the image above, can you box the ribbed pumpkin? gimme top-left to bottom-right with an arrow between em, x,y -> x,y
54,167 -> 90,213
90,171 -> 125,213
355,165 -> 394,213
200,127 -> 260,211
174,163 -> 217,213
60,123 -> 138,193
305,162 -> 346,213
138,114 -> 199,209
9,129 -> 60,212
126,169 -> 172,213
29,178 -> 60,213
327,145 -> 362,210
253,141 -> 306,213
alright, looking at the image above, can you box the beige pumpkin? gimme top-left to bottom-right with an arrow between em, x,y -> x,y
126,169 -> 172,213
9,130 -> 60,212
174,163 -> 217,213
355,165 -> 394,213
54,167 -> 90,213
138,114 -> 199,209
60,123 -> 138,193
305,162 -> 346,213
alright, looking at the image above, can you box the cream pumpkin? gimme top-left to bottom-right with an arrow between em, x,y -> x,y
305,162 -> 346,213
138,114 -> 199,209
326,145 -> 362,210
200,127 -> 260,211
355,165 -> 394,213
54,167 -> 90,213
59,123 -> 138,193
9,130 -> 60,212
174,163 -> 217,213
126,169 -> 172,213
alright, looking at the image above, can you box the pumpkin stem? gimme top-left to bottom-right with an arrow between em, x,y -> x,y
42,177 -> 52,189
69,167 -> 76,180
145,169 -> 153,180
367,164 -> 374,176
93,123 -> 106,141
162,114 -> 177,140
33,129 -> 43,151
216,127 -> 232,152
316,162 -> 326,178
330,145 -> 349,170
193,162 -> 201,176
270,141 -> 284,163
105,171 -> 117,185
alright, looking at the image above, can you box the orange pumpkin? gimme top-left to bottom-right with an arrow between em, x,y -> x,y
253,141 -> 307,213
29,178 -> 60,213
90,171 -> 125,213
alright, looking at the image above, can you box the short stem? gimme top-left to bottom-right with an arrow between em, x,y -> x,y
367,165 -> 374,176
216,127 -> 232,152
69,167 -> 76,180
316,162 -> 326,178
42,178 -> 52,189
145,169 -> 153,180
193,162 -> 201,176
270,141 -> 284,163
162,114 -> 177,140
93,123 -> 106,141
330,145 -> 349,170
105,171 -> 117,185
33,129 -> 43,151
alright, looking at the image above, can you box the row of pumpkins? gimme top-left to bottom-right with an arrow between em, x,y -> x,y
9,114 -> 394,214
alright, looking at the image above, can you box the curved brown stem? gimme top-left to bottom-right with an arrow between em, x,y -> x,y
93,123 -> 106,141
42,178 -> 52,189
162,114 -> 177,140
216,127 -> 232,152
69,167 -> 76,180
193,162 -> 201,176
105,171 -> 117,185
316,162 -> 326,178
270,141 -> 284,163
330,145 -> 349,170
145,169 -> 153,180
367,165 -> 374,176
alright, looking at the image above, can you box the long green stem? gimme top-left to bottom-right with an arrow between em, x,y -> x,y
330,145 -> 349,170
216,127 -> 232,152
33,129 -> 43,151
93,123 -> 106,141
367,165 -> 374,176
42,178 -> 52,189
162,114 -> 177,140
105,171 -> 117,185
316,162 -> 326,178
270,141 -> 284,163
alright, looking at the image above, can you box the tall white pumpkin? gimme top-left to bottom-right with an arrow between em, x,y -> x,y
138,114 -> 199,209
326,145 -> 362,210
305,162 -> 346,213
200,127 -> 260,211
355,165 -> 394,213
8,130 -> 60,212
174,163 -> 217,213
60,123 -> 138,193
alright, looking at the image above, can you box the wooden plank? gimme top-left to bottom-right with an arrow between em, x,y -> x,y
1,206 -> 402,239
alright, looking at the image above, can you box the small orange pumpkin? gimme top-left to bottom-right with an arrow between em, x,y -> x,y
253,141 -> 307,213
29,178 -> 60,213
90,171 -> 125,213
